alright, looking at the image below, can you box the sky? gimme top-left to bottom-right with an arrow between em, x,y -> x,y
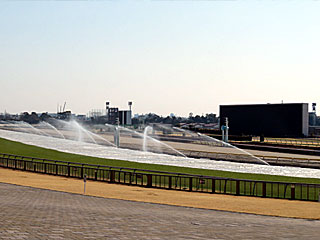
1,1 -> 320,117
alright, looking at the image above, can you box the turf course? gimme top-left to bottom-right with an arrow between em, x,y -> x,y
1,137 -> 320,184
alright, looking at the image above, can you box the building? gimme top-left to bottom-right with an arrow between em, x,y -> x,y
57,111 -> 72,120
219,103 -> 309,137
106,102 -> 132,125
118,110 -> 132,125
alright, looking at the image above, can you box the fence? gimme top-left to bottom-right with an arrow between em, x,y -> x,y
252,137 -> 320,147
1,153 -> 320,202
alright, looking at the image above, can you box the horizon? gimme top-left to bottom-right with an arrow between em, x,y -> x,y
1,101 -> 315,118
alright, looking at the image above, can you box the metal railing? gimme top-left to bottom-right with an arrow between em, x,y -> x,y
252,137 -> 320,147
1,153 -> 320,201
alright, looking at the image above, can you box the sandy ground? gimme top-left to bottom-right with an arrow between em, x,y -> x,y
1,167 -> 320,220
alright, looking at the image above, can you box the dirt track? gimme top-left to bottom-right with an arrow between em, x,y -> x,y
1,167 -> 320,220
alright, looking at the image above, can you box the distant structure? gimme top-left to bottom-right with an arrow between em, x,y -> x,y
88,109 -> 105,118
106,101 -> 132,125
309,103 -> 320,136
219,103 -> 309,137
57,102 -> 72,120
309,103 -> 317,126
312,103 -> 317,113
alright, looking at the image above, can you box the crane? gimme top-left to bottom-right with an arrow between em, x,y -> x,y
63,102 -> 66,112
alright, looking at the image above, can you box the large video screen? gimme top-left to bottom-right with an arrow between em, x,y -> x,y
219,103 -> 308,137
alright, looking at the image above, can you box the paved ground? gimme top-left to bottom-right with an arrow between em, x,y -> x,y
0,183 -> 320,240
1,168 -> 320,219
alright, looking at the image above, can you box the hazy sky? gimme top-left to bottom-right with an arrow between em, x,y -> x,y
1,1 -> 319,117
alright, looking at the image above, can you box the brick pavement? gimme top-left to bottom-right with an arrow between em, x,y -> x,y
0,183 -> 319,239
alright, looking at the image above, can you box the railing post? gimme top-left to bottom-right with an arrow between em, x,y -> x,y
147,174 -> 152,188
67,164 -> 70,177
95,170 -> 98,180
14,158 -> 17,169
44,163 -> 47,174
129,172 -> 132,185
262,182 -> 267,197
23,161 -> 26,171
236,180 -> 240,196
224,180 -> 228,193
291,184 -> 295,200
189,177 -> 193,191
211,179 -> 215,193
110,170 -> 115,183
81,166 -> 83,179
168,176 -> 172,189
55,164 -> 58,176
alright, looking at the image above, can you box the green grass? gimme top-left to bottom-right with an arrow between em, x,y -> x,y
1,137 -> 320,184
